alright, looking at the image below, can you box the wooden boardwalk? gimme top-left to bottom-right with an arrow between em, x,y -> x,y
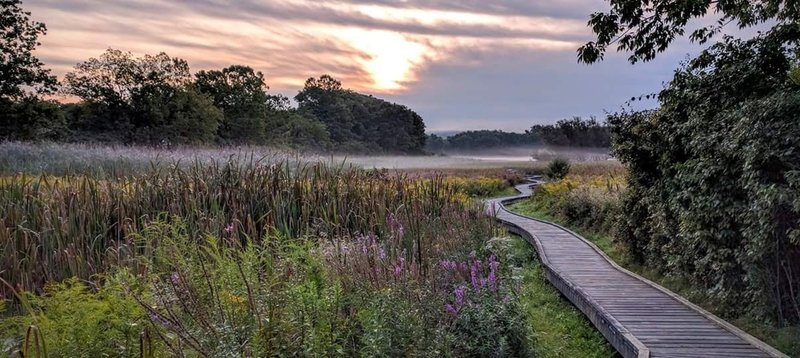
486,178 -> 787,358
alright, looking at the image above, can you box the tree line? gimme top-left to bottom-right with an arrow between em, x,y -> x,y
0,1 -> 426,153
426,117 -> 610,152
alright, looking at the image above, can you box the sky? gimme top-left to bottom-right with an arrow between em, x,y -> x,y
25,0 -> 717,132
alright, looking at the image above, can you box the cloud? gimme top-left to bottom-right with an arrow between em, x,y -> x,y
23,0 -> 718,131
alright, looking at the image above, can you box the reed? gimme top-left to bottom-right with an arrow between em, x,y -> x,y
0,158 -> 493,297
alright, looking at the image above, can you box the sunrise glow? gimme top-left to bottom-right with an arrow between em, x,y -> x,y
337,29 -> 428,90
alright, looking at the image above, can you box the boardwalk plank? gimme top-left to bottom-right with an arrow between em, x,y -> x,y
486,178 -> 786,358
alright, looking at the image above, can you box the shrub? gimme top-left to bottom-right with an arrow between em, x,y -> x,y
450,288 -> 528,356
545,159 -> 570,180
528,175 -> 624,235
609,29 -> 800,323
1,277 -> 146,358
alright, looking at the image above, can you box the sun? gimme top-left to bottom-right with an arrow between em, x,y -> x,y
337,29 -> 427,91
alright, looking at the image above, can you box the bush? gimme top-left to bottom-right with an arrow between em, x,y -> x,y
450,288 -> 529,356
1,277 -> 146,357
528,175 -> 623,235
545,159 -> 570,180
0,97 -> 66,142
609,29 -> 800,323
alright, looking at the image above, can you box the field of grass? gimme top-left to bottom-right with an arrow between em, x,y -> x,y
0,142 -> 620,176
0,142 -> 627,357
507,172 -> 800,356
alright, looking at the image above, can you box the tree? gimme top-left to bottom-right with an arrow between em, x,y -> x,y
609,28 -> 800,323
131,86 -> 221,145
295,75 -> 354,144
264,110 -> 331,150
194,65 -> 270,143
0,97 -> 65,141
578,0 -> 800,64
295,75 -> 427,153
62,49 -> 221,143
0,0 -> 56,99
63,49 -> 190,105
527,117 -> 611,147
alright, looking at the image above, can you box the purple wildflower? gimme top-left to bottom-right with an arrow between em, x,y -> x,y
387,213 -> 405,238
439,259 -> 457,271
170,272 -> 181,286
470,259 -> 483,289
446,304 -> 458,316
488,254 -> 500,290
454,286 -> 466,306
446,286 -> 467,316
224,223 -> 234,234
470,264 -> 479,289
394,257 -> 405,276
378,247 -> 386,261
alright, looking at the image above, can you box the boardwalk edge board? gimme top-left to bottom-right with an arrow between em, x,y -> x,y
488,177 -> 788,358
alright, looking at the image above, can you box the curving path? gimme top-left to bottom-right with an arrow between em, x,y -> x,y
486,177 -> 787,358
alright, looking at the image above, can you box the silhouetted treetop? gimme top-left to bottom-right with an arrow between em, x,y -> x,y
578,0 -> 800,64
0,0 -> 57,99
63,49 -> 191,105
296,75 -> 426,153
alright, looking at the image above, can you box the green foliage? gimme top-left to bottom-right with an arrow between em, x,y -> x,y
130,86 -> 222,145
0,188 -> 525,356
125,220 -> 352,356
609,28 -> 800,323
426,117 -> 611,153
0,159 -> 493,298
513,176 -> 622,235
194,65 -> 270,143
64,49 -> 191,106
450,289 -> 529,357
578,0 -> 799,63
428,130 -> 539,152
529,117 -> 611,147
545,159 -> 570,180
265,110 -> 331,150
296,75 -> 427,153
2,277 -> 146,357
357,290 -> 438,356
61,49 -> 204,144
0,97 -> 66,141
0,0 -> 57,99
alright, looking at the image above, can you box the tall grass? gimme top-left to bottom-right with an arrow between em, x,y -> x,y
0,158 -> 497,297
1,155 -> 538,356
0,142 -> 623,177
